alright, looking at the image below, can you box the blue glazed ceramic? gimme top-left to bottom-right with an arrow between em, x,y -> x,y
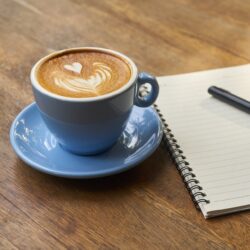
10,103 -> 163,179
31,47 -> 159,155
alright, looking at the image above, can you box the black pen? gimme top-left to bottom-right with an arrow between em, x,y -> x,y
208,86 -> 250,114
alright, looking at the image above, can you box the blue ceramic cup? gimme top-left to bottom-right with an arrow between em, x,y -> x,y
31,47 -> 159,155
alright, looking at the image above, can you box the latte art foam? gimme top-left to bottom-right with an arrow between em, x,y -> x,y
37,50 -> 131,98
54,62 -> 112,94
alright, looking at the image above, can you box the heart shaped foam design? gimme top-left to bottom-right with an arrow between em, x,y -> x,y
55,62 -> 112,94
64,62 -> 82,74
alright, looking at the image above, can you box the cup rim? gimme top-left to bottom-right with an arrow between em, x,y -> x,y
30,47 -> 138,102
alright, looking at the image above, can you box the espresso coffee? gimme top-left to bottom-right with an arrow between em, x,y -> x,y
37,50 -> 132,98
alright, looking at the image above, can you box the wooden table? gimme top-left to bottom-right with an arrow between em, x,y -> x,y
1,0 -> 250,249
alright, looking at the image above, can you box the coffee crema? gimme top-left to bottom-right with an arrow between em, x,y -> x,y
37,50 -> 132,98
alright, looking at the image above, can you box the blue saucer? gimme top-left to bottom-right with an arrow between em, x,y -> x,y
10,103 -> 163,178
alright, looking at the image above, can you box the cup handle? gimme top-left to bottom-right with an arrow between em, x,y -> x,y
134,72 -> 159,107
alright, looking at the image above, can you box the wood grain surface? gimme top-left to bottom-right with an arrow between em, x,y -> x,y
1,0 -> 250,249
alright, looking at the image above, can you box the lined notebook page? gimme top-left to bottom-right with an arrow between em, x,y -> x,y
156,64 -> 250,218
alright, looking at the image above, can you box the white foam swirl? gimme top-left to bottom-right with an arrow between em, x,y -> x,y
54,62 -> 112,93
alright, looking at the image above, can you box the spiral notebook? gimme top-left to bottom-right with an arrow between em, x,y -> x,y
155,64 -> 250,218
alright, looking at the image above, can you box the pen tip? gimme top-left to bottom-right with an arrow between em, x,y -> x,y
208,86 -> 213,94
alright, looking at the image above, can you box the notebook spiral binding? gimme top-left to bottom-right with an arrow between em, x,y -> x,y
153,103 -> 210,209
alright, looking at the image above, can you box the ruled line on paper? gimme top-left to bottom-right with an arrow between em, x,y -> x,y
204,180 -> 250,190
209,187 -> 250,196
213,195 -> 250,203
